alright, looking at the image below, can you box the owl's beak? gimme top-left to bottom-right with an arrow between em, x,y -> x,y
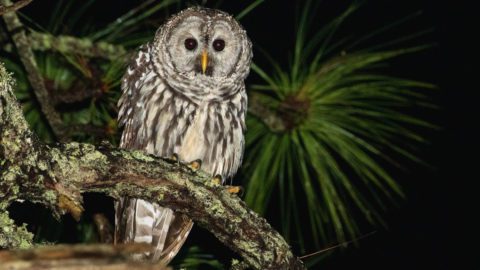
201,50 -> 208,74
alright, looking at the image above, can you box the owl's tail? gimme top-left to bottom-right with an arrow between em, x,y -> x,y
115,197 -> 193,265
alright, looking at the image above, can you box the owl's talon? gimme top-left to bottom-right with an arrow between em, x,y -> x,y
188,159 -> 202,172
226,185 -> 243,196
212,174 -> 222,186
165,153 -> 180,164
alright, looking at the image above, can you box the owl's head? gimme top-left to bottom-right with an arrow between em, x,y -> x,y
153,7 -> 252,80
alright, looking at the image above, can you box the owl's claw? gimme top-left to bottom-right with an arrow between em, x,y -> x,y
165,153 -> 180,164
209,175 -> 242,195
226,185 -> 243,196
188,159 -> 202,172
212,174 -> 222,186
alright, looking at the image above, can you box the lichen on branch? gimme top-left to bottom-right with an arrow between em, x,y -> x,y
0,211 -> 33,249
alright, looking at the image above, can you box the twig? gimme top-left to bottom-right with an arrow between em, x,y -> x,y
1,0 -> 66,140
0,0 -> 31,16
299,231 -> 377,260
29,31 -> 128,61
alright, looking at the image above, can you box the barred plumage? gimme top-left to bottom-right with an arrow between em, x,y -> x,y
115,7 -> 252,266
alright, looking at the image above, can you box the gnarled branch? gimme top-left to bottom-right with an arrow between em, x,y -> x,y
0,63 -> 304,269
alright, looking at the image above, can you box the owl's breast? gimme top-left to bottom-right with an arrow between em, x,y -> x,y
176,99 -> 245,179
176,103 -> 208,164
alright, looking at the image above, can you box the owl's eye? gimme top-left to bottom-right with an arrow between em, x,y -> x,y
213,39 -> 225,51
184,38 -> 197,51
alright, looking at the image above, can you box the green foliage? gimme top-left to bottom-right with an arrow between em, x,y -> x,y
241,1 -> 435,253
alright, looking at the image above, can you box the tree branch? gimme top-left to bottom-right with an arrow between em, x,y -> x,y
0,63 -> 304,269
28,31 -> 128,61
0,0 -> 31,16
1,0 -> 66,140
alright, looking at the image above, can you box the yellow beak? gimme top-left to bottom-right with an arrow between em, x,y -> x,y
201,50 -> 208,74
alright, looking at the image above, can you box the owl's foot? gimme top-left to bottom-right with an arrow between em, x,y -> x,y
165,153 -> 180,164
211,175 -> 242,195
212,174 -> 223,186
226,185 -> 243,196
188,159 -> 202,172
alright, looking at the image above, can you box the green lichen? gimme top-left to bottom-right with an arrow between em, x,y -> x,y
0,210 -> 33,249
43,190 -> 58,205
130,150 -> 155,162
208,199 -> 225,216
63,142 -> 82,156
79,145 -> 108,167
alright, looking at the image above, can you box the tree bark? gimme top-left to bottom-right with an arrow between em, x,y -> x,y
0,63 -> 304,269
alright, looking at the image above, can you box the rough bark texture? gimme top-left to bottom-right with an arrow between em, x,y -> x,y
0,63 -> 304,269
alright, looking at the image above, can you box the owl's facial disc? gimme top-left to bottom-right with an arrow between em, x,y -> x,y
165,15 -> 243,78
205,20 -> 242,77
165,16 -> 204,75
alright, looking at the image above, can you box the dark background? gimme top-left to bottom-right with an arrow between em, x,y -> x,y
13,0 -> 476,269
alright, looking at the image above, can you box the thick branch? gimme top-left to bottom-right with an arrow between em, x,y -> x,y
0,63 -> 304,269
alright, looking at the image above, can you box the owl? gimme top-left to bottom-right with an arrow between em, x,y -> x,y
115,7 -> 252,265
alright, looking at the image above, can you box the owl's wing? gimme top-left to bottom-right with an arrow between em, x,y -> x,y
118,43 -> 153,149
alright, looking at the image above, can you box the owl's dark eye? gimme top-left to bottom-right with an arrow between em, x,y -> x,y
213,39 -> 225,51
184,38 -> 197,50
